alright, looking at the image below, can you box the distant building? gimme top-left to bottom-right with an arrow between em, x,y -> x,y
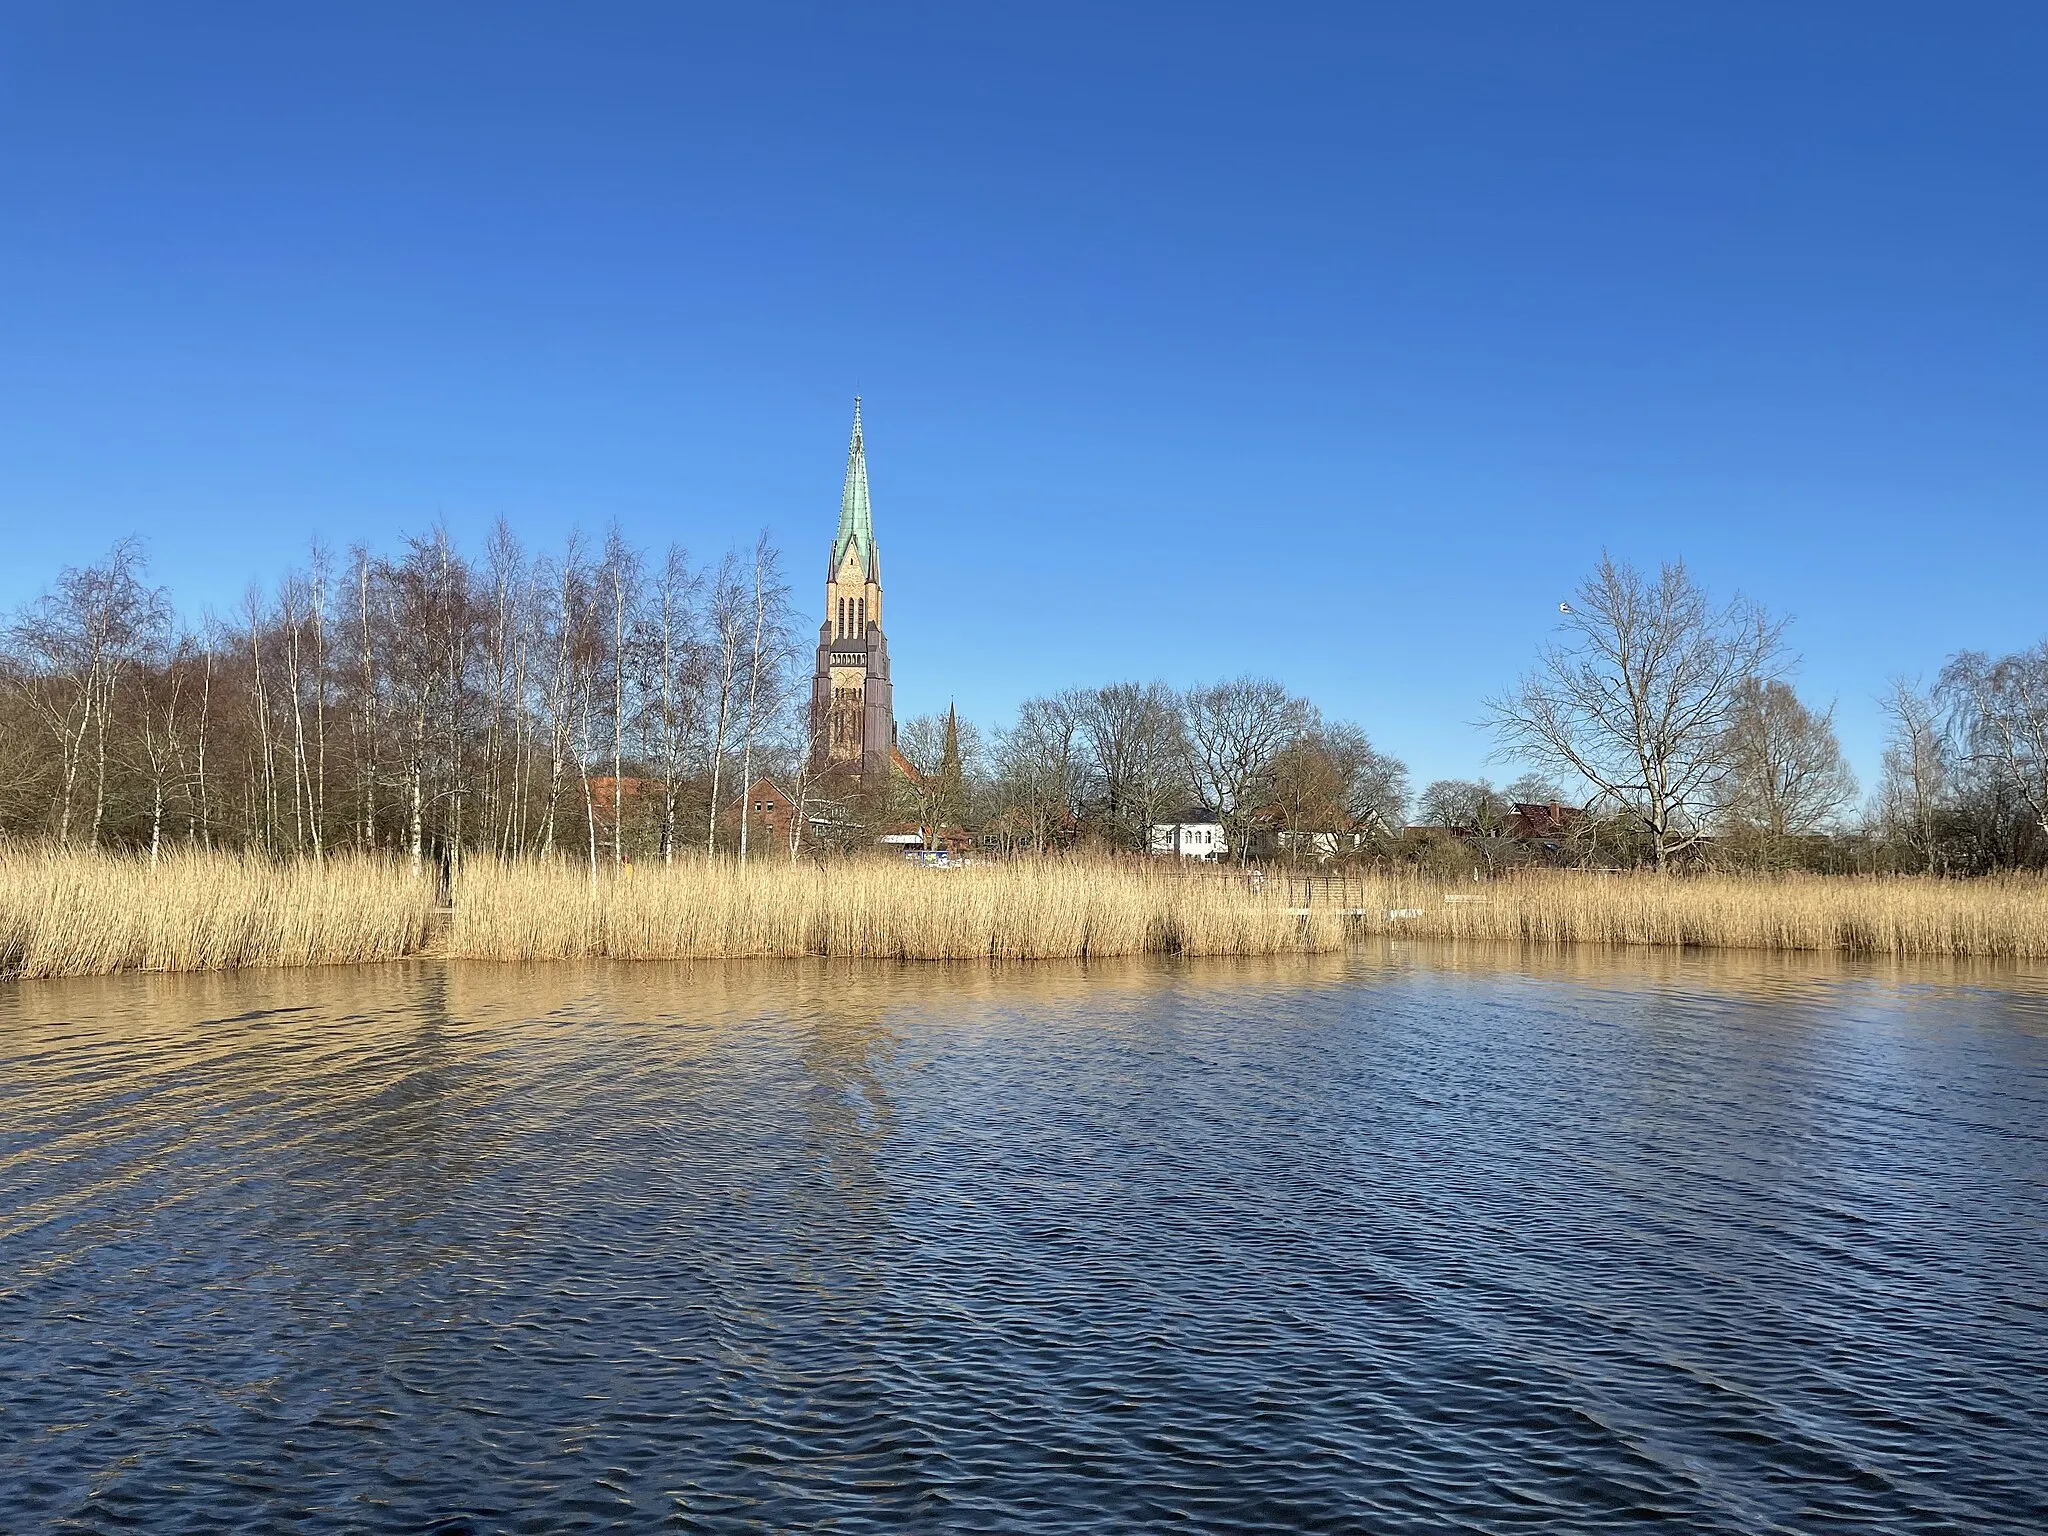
1504,801 -> 1585,841
1246,804 -> 1372,863
1402,823 -> 1463,841
879,817 -> 974,856
1151,814 -> 1226,860
722,777 -> 797,851
809,399 -> 898,790
584,776 -> 665,836
1274,828 -> 1365,861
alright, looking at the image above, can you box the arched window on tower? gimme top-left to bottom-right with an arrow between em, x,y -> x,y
857,597 -> 865,635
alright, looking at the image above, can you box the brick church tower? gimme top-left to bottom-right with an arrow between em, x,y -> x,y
810,399 -> 896,784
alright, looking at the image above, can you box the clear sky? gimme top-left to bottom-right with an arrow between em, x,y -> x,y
2,3 -> 2042,792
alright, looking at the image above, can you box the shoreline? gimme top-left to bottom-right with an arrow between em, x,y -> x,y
4,851 -> 2047,978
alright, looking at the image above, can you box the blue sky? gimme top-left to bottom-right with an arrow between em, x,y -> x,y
2,3 -> 2042,792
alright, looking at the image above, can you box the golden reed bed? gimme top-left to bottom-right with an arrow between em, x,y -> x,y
448,856 -> 1337,963
1367,870 -> 2048,959
0,850 -> 433,978
0,850 -> 2044,977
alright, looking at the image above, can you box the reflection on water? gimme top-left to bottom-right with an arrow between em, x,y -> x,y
3,947 -> 2046,1533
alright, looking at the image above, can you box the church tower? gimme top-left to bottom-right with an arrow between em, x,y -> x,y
811,399 -> 895,783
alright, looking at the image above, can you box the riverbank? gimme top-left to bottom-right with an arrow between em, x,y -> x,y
2,850 -> 2044,977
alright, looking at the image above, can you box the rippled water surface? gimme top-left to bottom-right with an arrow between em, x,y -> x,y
4,948 -> 2047,1533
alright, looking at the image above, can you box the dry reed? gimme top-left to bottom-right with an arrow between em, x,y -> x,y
447,856 -> 1341,962
1317,869 -> 2048,959
3,850 -> 2045,977
0,848 -> 434,978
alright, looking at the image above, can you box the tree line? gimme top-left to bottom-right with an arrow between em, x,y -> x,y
4,533 -> 2044,871
1,527 -> 799,871
1479,555 -> 2048,873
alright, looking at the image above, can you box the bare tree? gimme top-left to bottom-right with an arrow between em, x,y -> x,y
600,527 -> 643,867
1261,719 -> 1409,859
133,634 -> 195,864
379,532 -> 472,875
347,546 -> 379,848
277,571 -> 316,854
1874,677 -> 1949,871
0,661 -> 55,833
1416,777 -> 1521,873
1316,721 -> 1409,836
534,537 -> 587,855
7,540 -> 169,847
1265,732 -> 1353,863
1178,677 -> 1314,863
702,550 -> 748,855
308,542 -> 331,857
479,519 -> 525,856
735,533 -> 791,863
1419,778 -> 1499,830
190,624 -> 219,847
1486,555 -> 1785,870
1718,678 -> 1858,853
1074,681 -> 1185,851
897,713 -> 948,837
646,544 -> 704,864
1940,644 -> 2048,844
0,524 -> 823,865
894,709 -> 976,839
992,692 -> 1087,852
242,584 -> 280,849
772,684 -> 839,859
1506,772 -> 1567,806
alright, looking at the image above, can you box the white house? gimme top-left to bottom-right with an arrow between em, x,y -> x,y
1150,816 -> 1227,860
1274,827 -> 1369,862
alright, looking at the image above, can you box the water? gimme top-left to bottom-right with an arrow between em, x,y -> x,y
4,948 -> 2046,1533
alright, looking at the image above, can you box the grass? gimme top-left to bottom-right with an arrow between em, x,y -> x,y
2,848 -> 2045,977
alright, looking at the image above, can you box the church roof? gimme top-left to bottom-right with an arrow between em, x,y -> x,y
829,398 -> 879,581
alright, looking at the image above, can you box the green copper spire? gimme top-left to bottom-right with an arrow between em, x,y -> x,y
830,397 -> 878,580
